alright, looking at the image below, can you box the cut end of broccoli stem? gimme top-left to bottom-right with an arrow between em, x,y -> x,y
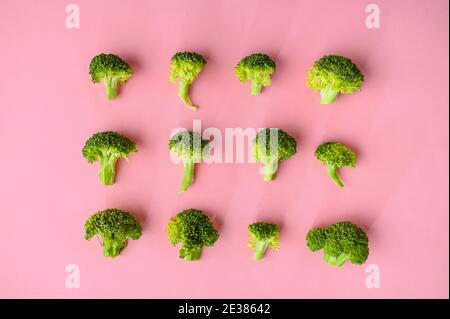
327,165 -> 344,188
178,161 -> 195,193
184,247 -> 202,261
253,241 -> 270,260
251,82 -> 263,95
178,81 -> 198,110
263,160 -> 278,182
102,240 -> 127,258
320,86 -> 339,104
104,77 -> 118,100
99,161 -> 116,186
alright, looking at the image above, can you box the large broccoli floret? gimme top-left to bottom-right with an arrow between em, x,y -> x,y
306,221 -> 369,267
235,53 -> 276,95
84,208 -> 142,258
315,142 -> 356,188
82,131 -> 137,186
89,53 -> 133,100
248,222 -> 279,260
306,55 -> 364,104
169,130 -> 210,193
167,209 -> 219,261
252,128 -> 297,182
169,52 -> 207,110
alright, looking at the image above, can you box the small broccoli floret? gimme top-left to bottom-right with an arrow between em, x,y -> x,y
252,128 -> 297,181
167,209 -> 219,261
306,55 -> 364,104
235,53 -> 276,95
169,52 -> 207,110
315,142 -> 356,188
89,53 -> 132,100
306,221 -> 369,267
248,222 -> 279,260
169,130 -> 210,193
84,208 -> 142,258
82,131 -> 137,186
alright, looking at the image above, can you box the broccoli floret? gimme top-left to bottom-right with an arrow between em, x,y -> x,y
169,52 -> 207,110
167,209 -> 219,261
315,142 -> 356,188
248,222 -> 279,260
89,53 -> 132,100
306,55 -> 364,104
306,221 -> 369,267
82,131 -> 137,186
84,208 -> 142,258
169,130 -> 210,193
235,53 -> 276,95
252,128 -> 297,181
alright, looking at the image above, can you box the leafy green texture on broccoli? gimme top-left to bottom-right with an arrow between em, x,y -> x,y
306,221 -> 369,267
306,55 -> 364,104
82,131 -> 137,186
248,222 -> 279,260
84,208 -> 142,258
169,130 -> 210,193
252,128 -> 297,182
167,209 -> 219,261
169,52 -> 207,110
315,142 -> 356,188
235,53 -> 276,95
89,53 -> 133,100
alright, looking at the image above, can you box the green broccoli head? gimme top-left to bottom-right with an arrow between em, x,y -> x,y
169,130 -> 210,193
235,53 -> 276,95
248,222 -> 279,260
252,128 -> 297,182
306,55 -> 364,104
82,131 -> 137,186
315,142 -> 356,188
89,53 -> 133,100
84,208 -> 142,258
306,221 -> 369,267
169,52 -> 207,110
167,209 -> 219,261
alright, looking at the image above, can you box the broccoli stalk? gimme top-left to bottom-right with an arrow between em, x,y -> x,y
167,209 -> 219,261
84,209 -> 142,258
235,53 -> 276,95
170,52 -> 207,110
315,142 -> 356,188
307,55 -> 364,104
169,130 -> 210,193
248,222 -> 279,260
82,131 -> 137,186
306,221 -> 369,267
89,53 -> 133,100
252,128 -> 297,182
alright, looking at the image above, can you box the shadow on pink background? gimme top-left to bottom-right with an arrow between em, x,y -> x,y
0,0 -> 448,298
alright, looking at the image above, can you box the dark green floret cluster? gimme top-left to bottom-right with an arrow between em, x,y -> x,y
248,222 -> 280,260
84,208 -> 142,258
167,209 -> 219,261
252,128 -> 297,181
82,131 -> 137,186
89,53 -> 132,100
306,221 -> 369,267
235,53 -> 276,95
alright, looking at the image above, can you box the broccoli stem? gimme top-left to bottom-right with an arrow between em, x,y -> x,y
104,76 -> 119,100
251,82 -> 263,95
253,241 -> 270,260
324,253 -> 350,267
102,239 -> 127,258
184,247 -> 202,261
178,160 -> 195,193
99,155 -> 118,186
178,80 -> 197,110
327,165 -> 344,188
263,159 -> 278,182
320,86 -> 339,104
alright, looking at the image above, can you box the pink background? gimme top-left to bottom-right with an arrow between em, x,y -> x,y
0,0 -> 448,298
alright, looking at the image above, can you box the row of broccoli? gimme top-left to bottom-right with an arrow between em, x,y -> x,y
89,52 -> 364,109
85,208 -> 369,267
82,130 -> 356,191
